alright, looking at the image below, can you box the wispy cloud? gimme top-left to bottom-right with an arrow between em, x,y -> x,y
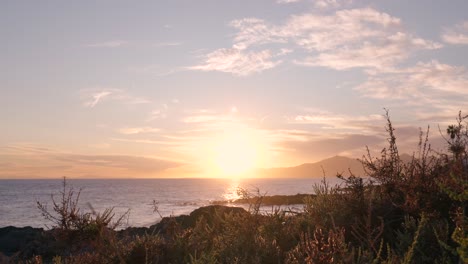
296,32 -> 440,70
287,9 -> 440,70
291,110 -> 384,134
80,88 -> 151,108
85,40 -> 127,48
182,115 -> 226,123
84,91 -> 113,108
189,48 -> 282,76
192,7 -> 440,75
0,144 -> 182,178
110,138 -> 180,146
278,133 -> 383,162
442,21 -> 468,45
181,109 -> 239,126
313,0 -> 352,9
154,42 -> 182,48
147,109 -> 167,121
118,127 -> 161,135
146,102 -> 176,122
230,18 -> 286,50
355,60 -> 468,122
277,0 -> 302,4
356,60 -> 468,99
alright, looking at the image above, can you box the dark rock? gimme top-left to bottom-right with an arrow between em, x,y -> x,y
0,205 -> 250,260
185,205 -> 248,228
150,205 -> 249,236
0,226 -> 44,257
213,193 -> 315,206
117,226 -> 150,238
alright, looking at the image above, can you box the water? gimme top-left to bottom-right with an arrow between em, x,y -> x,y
0,178 -> 340,228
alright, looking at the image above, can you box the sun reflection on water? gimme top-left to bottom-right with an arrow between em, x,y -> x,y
222,179 -> 242,201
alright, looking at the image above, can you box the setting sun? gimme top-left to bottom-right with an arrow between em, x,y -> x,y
214,134 -> 257,176
209,126 -> 263,178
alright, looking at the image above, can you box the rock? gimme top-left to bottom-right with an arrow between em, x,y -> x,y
150,205 -> 249,236
185,205 -> 248,228
0,205 -> 250,260
0,226 -> 44,257
117,226 -> 150,238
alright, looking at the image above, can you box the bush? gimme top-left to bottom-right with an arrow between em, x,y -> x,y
8,111 -> 465,263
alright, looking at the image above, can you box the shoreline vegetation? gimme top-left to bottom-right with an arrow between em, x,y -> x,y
211,193 -> 314,206
1,111 -> 467,263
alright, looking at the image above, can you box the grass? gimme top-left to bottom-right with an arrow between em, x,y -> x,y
3,110 -> 468,263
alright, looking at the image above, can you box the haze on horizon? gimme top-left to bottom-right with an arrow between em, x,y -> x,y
1,0 -> 468,179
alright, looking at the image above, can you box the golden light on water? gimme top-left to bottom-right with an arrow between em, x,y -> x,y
222,180 -> 242,201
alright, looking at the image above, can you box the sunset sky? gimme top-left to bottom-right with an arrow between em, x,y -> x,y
2,0 -> 468,178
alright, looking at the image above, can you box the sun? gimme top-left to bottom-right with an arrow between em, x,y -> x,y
212,129 -> 259,177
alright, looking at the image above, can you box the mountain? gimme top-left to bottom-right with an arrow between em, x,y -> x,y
253,156 -> 366,178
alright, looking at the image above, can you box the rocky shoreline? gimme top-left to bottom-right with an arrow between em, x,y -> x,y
211,193 -> 313,206
0,205 -> 249,261
0,191 -> 312,262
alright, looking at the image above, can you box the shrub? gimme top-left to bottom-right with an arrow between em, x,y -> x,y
10,110 -> 465,263
36,177 -> 130,262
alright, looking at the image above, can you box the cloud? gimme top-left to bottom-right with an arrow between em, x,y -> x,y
2,144 -> 57,155
85,91 -> 113,108
313,0 -> 352,9
0,144 -> 182,178
354,60 -> 468,123
287,9 -> 440,70
277,0 -> 352,8
154,42 -> 182,48
146,102 -> 176,121
147,110 -> 166,121
280,133 -> 383,160
55,154 -> 179,172
291,111 -> 384,134
110,138 -> 180,146
277,48 -> 293,56
118,127 -> 161,135
356,60 -> 468,99
189,48 -> 282,76
80,88 -> 151,108
230,18 -> 286,50
296,32 -> 440,70
183,115 -> 222,123
196,7 -> 440,74
178,108 -> 244,129
85,40 -> 127,48
277,0 -> 302,4
181,113 -> 238,127
442,21 -> 468,45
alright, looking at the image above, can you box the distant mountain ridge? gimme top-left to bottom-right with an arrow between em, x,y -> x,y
253,154 -> 415,178
254,156 -> 366,178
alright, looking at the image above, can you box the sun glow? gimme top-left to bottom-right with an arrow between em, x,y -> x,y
211,127 -> 262,178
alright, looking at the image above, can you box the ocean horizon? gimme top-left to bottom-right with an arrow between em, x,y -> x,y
0,177 -> 342,228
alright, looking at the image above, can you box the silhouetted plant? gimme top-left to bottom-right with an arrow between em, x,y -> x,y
9,110 -> 468,263
36,177 -> 130,262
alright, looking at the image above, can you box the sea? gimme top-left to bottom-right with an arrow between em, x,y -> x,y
0,178 -> 342,228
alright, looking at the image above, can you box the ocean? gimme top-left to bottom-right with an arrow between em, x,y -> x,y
0,178 -> 341,228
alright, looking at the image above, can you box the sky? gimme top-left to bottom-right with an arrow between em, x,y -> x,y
1,0 -> 468,178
